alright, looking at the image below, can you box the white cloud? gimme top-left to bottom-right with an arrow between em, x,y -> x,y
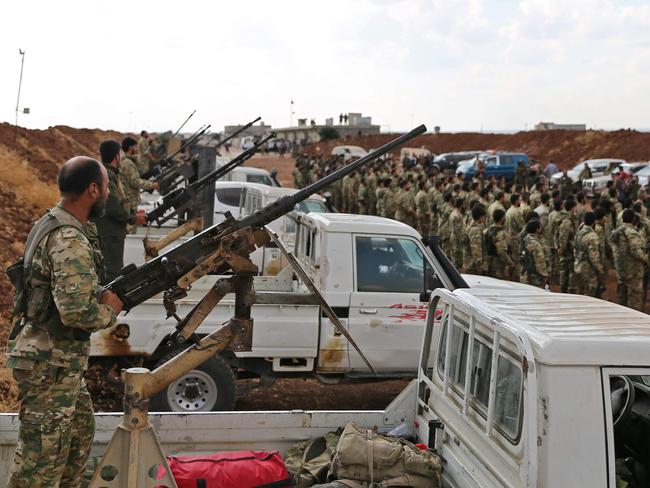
1,0 -> 650,133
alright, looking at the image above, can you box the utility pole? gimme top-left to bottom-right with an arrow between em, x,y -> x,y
290,99 -> 294,127
15,49 -> 26,130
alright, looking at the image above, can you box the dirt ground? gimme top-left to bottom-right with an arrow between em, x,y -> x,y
1,123 -> 650,413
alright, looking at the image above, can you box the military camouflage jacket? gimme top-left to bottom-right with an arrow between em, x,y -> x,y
119,154 -> 154,213
574,225 -> 604,276
6,206 -> 116,370
137,137 -> 151,175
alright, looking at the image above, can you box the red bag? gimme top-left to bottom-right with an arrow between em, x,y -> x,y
161,450 -> 291,488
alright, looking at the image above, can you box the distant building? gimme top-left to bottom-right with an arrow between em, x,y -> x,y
534,122 -> 586,131
223,121 -> 272,138
274,112 -> 381,144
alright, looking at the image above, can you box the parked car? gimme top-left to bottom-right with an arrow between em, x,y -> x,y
432,151 -> 486,173
636,164 -> 650,188
582,162 -> 650,196
331,145 -> 368,161
550,158 -> 626,187
456,152 -> 529,182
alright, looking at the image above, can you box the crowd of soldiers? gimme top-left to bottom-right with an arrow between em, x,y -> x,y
294,154 -> 650,312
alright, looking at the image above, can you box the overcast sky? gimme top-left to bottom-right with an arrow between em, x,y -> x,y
2,0 -> 650,134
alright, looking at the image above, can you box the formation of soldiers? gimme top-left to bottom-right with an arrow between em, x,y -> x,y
294,153 -> 650,312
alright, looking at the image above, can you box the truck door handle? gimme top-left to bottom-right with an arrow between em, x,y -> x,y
359,308 -> 377,315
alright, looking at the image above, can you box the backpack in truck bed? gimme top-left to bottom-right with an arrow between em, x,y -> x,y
330,422 -> 442,488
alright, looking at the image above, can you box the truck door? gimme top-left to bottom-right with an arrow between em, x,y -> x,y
348,234 -> 437,372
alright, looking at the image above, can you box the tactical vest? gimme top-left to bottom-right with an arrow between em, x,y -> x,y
6,207 -> 102,341
520,235 -> 536,275
484,226 -> 503,257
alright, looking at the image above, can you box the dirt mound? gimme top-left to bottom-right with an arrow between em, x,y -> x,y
0,123 -> 124,411
309,129 -> 650,170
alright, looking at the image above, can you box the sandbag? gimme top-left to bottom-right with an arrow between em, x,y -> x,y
330,423 -> 441,488
163,450 -> 291,488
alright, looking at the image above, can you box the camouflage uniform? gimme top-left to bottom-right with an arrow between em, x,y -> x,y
558,176 -> 573,198
505,206 -> 524,281
119,154 -> 154,234
415,189 -> 431,237
6,206 -> 116,488
137,136 -> 151,175
357,182 -> 369,215
375,186 -> 387,219
367,173 -> 378,215
611,223 -> 649,311
448,208 -> 465,268
520,233 -> 549,288
486,200 -> 505,226
428,188 -> 441,236
555,211 -> 576,293
438,201 -> 453,256
383,186 -> 396,220
463,220 -> 485,274
573,224 -> 604,297
394,188 -> 416,228
484,224 -> 514,280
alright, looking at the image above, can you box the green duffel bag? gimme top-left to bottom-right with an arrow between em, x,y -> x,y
330,423 -> 442,488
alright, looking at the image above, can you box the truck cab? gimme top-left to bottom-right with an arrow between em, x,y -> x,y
416,287 -> 650,487
101,212 -> 534,412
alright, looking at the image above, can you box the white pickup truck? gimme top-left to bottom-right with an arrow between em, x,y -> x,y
2,288 -> 648,487
93,212 -> 525,413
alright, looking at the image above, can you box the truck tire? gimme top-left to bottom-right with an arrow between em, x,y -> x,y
150,350 -> 237,412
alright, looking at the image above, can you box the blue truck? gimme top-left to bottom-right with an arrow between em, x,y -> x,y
456,152 -> 529,181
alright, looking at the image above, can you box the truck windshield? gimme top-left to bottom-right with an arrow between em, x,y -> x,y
355,236 -> 436,293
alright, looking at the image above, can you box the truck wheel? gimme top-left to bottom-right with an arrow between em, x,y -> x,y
150,351 -> 237,412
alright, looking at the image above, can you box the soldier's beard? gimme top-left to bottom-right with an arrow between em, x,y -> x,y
89,196 -> 107,219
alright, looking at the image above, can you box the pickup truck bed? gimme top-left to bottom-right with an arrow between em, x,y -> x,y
0,381 -> 418,482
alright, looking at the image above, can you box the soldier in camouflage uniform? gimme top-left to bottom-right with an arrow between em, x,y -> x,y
415,180 -> 431,237
137,130 -> 154,175
438,192 -> 454,257
92,140 -> 139,283
366,168 -> 378,215
486,191 -> 506,226
555,199 -> 578,293
6,157 -> 123,487
520,220 -> 549,288
573,212 -> 605,297
375,178 -> 388,218
357,176 -> 369,215
463,205 -> 486,274
558,171 -> 573,199
505,194 -> 524,281
394,179 -> 416,228
448,198 -> 465,268
611,209 -> 649,310
484,208 -> 515,280
119,137 -> 159,234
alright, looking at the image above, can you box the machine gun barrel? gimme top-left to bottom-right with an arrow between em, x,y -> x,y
172,110 -> 196,138
215,116 -> 262,149
146,132 -> 276,227
107,125 -> 426,310
142,124 -> 211,179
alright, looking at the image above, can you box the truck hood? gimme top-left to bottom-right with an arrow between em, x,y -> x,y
462,274 -> 541,291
